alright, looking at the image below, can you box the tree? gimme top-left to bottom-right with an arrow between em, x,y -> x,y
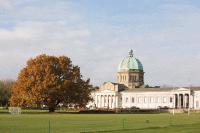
0,79 -> 15,107
0,81 -> 6,107
1,79 -> 15,107
94,86 -> 99,90
161,84 -> 173,89
10,54 -> 93,112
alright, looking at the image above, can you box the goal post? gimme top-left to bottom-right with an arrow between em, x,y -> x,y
9,107 -> 21,115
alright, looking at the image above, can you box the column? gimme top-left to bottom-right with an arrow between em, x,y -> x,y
183,93 -> 186,108
102,95 -> 104,107
180,94 -> 182,108
106,95 -> 108,107
116,95 -> 118,108
188,94 -> 190,109
112,96 -> 114,108
173,94 -> 175,109
100,95 -> 102,108
155,95 -> 156,109
109,96 -> 111,109
183,94 -> 185,108
184,94 -> 186,108
147,95 -> 149,109
97,95 -> 99,108
110,95 -> 112,108
95,95 -> 97,107
113,95 -> 115,108
192,95 -> 194,108
112,95 -> 114,108
177,94 -> 179,109
194,93 -> 196,109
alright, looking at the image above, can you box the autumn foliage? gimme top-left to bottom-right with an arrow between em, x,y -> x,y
10,54 -> 93,112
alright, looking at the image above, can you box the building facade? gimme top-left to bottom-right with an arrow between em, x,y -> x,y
87,49 -> 200,109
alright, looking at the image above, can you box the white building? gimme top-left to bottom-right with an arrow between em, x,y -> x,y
88,49 -> 200,109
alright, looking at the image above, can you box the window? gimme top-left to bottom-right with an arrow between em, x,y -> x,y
126,98 -> 128,103
150,97 -> 153,103
104,99 -> 106,103
144,97 -> 147,103
170,97 -> 173,103
157,97 -> 160,103
135,76 -> 136,80
132,98 -> 134,103
163,97 -> 166,103
196,101 -> 199,108
121,98 -> 122,102
129,75 -> 131,81
112,99 -> 113,103
138,97 -> 141,103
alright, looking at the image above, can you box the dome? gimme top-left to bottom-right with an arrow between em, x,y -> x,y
118,49 -> 143,71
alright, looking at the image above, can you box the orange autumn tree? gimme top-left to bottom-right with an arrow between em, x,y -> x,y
10,54 -> 93,112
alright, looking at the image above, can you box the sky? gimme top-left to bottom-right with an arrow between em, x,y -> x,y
0,0 -> 200,87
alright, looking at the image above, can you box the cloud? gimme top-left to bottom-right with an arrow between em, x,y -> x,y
0,0 -> 13,10
1,1 -> 200,87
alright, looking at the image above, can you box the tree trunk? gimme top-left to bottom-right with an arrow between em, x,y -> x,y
49,107 -> 55,113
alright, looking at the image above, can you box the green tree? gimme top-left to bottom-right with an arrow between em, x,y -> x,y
11,54 -> 93,112
0,79 -> 15,108
94,86 -> 99,90
1,79 -> 15,107
0,81 -> 6,107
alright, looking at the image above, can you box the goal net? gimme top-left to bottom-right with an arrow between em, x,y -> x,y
9,107 -> 21,115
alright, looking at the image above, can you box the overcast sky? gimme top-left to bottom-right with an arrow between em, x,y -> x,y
0,0 -> 200,87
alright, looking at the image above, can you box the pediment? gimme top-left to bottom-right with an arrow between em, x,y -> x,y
103,81 -> 114,85
177,87 -> 189,91
100,81 -> 118,91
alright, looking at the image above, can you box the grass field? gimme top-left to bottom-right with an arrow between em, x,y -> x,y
0,109 -> 200,133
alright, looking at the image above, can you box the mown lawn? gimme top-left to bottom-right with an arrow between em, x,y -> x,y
0,109 -> 200,133
0,109 -> 79,113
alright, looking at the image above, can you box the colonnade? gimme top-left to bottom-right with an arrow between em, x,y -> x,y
93,92 -> 195,109
95,94 -> 118,109
173,93 -> 192,109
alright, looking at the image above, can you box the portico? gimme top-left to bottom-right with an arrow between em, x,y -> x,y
174,93 -> 190,109
94,94 -> 118,109
94,90 -> 118,108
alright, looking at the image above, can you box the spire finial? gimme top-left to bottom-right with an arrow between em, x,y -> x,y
129,49 -> 133,57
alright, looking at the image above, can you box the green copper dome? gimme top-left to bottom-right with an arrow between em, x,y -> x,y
118,49 -> 143,71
